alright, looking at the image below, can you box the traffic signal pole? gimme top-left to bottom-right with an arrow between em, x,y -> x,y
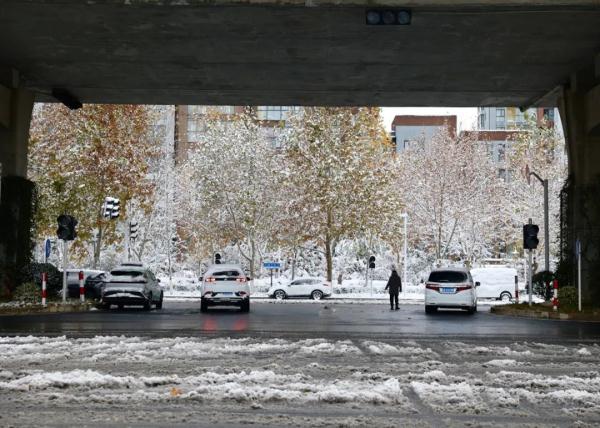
62,239 -> 68,303
528,170 -> 550,273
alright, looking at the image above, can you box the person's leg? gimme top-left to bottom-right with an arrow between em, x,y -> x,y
394,293 -> 399,309
389,293 -> 394,309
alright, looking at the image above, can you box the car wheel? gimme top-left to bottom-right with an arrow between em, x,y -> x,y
99,303 -> 110,310
274,290 -> 286,300
143,294 -> 152,311
200,299 -> 208,313
425,305 -> 437,314
240,299 -> 250,313
500,291 -> 512,302
311,290 -> 323,300
467,306 -> 477,314
156,292 -> 163,310
118,304 -> 124,310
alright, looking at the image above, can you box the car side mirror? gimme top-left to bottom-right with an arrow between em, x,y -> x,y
475,282 -> 480,287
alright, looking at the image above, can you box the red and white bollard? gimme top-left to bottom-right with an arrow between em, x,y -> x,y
41,272 -> 47,307
79,270 -> 85,303
552,279 -> 559,311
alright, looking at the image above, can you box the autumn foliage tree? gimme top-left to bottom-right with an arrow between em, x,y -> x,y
280,107 -> 402,282
28,104 -> 158,268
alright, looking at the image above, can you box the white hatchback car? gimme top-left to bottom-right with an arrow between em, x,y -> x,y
200,264 -> 250,312
424,267 -> 479,314
268,278 -> 331,300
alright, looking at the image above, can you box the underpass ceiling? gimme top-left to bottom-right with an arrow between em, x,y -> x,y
1,1 -> 599,106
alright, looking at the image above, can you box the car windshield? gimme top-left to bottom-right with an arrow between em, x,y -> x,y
428,271 -> 468,283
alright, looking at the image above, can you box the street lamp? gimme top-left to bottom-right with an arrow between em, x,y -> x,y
400,213 -> 409,287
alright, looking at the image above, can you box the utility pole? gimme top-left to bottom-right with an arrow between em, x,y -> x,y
527,167 -> 550,273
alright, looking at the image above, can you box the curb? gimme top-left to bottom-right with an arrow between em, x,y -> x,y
0,303 -> 94,316
491,306 -> 600,322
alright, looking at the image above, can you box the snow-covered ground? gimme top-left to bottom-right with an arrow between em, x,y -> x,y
163,276 -> 543,306
0,336 -> 598,426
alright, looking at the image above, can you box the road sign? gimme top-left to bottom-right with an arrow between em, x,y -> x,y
45,239 -> 51,260
263,262 -> 281,270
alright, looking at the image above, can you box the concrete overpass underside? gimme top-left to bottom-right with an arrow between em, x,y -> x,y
1,1 -> 600,300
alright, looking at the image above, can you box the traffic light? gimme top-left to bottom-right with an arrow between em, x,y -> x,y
56,214 -> 77,241
214,252 -> 222,264
369,255 -> 376,269
103,196 -> 120,219
129,221 -> 139,240
523,224 -> 540,250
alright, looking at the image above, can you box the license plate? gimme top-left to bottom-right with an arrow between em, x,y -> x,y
221,292 -> 233,296
440,287 -> 455,294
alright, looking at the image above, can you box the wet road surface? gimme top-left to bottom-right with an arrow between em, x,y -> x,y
1,300 -> 600,341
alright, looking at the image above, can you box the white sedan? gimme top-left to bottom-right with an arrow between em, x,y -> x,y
268,278 -> 331,300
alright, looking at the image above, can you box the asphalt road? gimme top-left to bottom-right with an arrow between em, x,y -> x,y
2,300 -> 600,341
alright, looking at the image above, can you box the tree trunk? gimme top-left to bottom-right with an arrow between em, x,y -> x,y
325,208 -> 334,282
93,226 -> 103,269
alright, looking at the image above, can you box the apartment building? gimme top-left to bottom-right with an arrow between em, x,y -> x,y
173,105 -> 300,162
391,115 -> 457,153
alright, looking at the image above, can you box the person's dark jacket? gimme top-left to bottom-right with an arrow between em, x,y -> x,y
385,271 -> 402,294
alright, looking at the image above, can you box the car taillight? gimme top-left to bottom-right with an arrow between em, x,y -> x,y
203,291 -> 214,297
238,291 -> 248,296
236,277 -> 247,283
205,277 -> 216,283
425,283 -> 439,291
456,284 -> 473,292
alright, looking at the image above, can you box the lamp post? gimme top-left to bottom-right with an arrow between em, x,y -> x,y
400,213 -> 409,286
527,167 -> 550,274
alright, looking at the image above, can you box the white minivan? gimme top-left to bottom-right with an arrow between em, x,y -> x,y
471,267 -> 521,301
425,267 -> 479,314
200,264 -> 250,312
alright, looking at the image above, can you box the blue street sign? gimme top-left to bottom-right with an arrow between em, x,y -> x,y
263,262 -> 281,270
45,239 -> 51,259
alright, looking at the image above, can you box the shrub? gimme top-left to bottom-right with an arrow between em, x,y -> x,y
559,286 -> 578,309
13,282 -> 41,303
532,270 -> 554,300
19,263 -> 62,297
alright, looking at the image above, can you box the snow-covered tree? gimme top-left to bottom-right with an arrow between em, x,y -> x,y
280,107 -> 402,282
177,110 -> 283,278
506,119 -> 567,268
396,128 -> 505,264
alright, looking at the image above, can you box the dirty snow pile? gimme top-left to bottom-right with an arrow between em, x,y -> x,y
0,336 -> 599,426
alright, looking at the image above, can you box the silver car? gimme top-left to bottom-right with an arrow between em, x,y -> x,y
101,265 -> 163,310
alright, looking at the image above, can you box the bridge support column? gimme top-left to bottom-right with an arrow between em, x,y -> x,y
0,70 -> 35,296
558,57 -> 600,304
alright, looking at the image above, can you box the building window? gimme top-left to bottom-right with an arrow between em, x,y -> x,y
263,127 -> 282,149
187,118 -> 206,142
188,105 -> 235,116
495,108 -> 506,129
543,108 -> 555,122
257,106 -> 300,121
479,113 -> 486,129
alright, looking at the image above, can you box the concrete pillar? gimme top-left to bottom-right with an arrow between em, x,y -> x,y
558,60 -> 600,304
0,76 -> 35,296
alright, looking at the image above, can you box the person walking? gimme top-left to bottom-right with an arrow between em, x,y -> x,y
385,269 -> 402,310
